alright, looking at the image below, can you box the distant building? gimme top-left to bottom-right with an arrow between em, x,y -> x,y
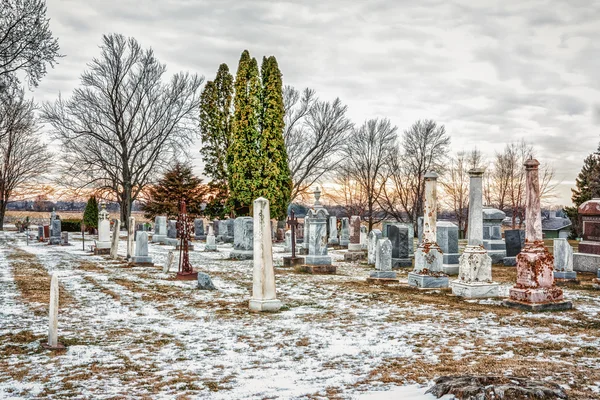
541,211 -> 571,239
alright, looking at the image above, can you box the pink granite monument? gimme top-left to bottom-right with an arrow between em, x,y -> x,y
504,158 -> 572,311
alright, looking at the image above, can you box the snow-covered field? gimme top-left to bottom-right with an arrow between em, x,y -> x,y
1,230 -> 599,399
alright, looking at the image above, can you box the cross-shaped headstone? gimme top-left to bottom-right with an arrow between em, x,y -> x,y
287,211 -> 299,257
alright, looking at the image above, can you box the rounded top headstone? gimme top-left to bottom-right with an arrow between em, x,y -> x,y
524,157 -> 540,169
579,198 -> 600,215
424,171 -> 439,180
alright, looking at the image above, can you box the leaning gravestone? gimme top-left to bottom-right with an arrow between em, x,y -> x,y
197,272 -> 217,290
230,217 -> 254,260
388,225 -> 411,268
503,229 -> 525,266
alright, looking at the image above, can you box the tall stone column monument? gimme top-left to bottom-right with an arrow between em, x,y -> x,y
504,159 -> 572,311
451,169 -> 499,298
249,197 -> 283,312
408,172 -> 449,288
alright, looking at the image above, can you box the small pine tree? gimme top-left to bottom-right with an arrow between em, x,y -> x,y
82,196 -> 99,232
142,162 -> 208,220
565,148 -> 600,238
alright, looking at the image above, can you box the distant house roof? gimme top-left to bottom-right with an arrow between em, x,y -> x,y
541,217 -> 571,231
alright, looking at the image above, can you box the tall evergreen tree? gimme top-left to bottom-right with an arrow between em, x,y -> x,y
199,63 -> 233,218
259,56 -> 292,219
565,147 -> 600,238
227,50 -> 262,216
142,162 -> 208,220
82,195 -> 98,232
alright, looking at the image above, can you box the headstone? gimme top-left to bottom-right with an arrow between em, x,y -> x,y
383,221 -> 415,255
165,219 -> 178,246
152,216 -> 167,244
369,238 -> 397,280
249,197 -> 282,312
367,229 -> 382,265
301,215 -> 310,254
217,220 -> 234,243
163,250 -> 175,273
49,209 -> 57,237
127,216 -> 135,260
348,216 -> 362,251
340,217 -> 350,246
328,216 -> 339,245
573,198 -> 600,272
503,229 -> 525,265
277,228 -> 285,241
304,188 -> 334,272
230,216 -> 254,260
132,231 -> 153,266
283,211 -> 304,267
95,203 -> 111,254
482,207 -> 507,263
284,230 -> 292,252
504,159 -> 571,311
388,225 -> 411,268
204,225 -> 217,252
553,238 -> 576,280
451,169 -> 498,298
43,225 -> 50,240
197,272 -> 217,290
110,219 -> 120,259
37,226 -> 44,241
360,226 -> 368,251
42,274 -> 64,349
438,221 -> 460,274
60,232 -> 69,246
409,172 -> 448,288
49,219 -> 61,245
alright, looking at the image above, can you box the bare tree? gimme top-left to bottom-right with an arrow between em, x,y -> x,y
283,85 -> 353,201
327,169 -> 368,217
41,34 -> 203,228
341,118 -> 397,230
440,149 -> 483,238
380,119 -> 451,232
0,86 -> 52,229
0,0 -> 62,88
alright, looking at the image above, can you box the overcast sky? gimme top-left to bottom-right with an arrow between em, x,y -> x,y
34,0 -> 600,206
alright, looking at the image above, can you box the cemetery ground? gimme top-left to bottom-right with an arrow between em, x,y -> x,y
1,231 -> 600,399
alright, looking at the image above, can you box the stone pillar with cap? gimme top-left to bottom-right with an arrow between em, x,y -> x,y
451,168 -> 499,298
504,159 -> 572,311
408,171 -> 449,288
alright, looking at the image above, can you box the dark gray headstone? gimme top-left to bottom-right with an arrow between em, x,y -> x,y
197,272 -> 216,290
505,230 -> 525,257
389,225 -> 409,259
194,219 -> 204,238
167,220 -> 177,239
37,226 -> 44,239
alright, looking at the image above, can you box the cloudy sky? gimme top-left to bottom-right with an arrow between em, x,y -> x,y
33,0 -> 600,206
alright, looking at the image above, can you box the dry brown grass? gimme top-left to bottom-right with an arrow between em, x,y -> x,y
7,248 -> 74,311
82,275 -> 121,301
76,260 -> 104,272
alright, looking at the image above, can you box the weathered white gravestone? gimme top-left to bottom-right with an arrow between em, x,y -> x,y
95,203 -> 111,255
367,229 -> 382,265
340,217 -> 350,246
284,230 -> 292,252
110,219 -> 120,259
43,274 -> 64,349
152,216 -> 167,244
132,231 -> 153,266
163,250 -> 175,273
230,216 -> 254,260
553,238 -> 577,281
360,226 -> 368,251
204,225 -> 217,252
408,172 -> 449,288
328,216 -> 339,245
304,187 -> 335,273
368,238 -> 397,281
451,169 -> 498,298
127,216 -> 135,261
249,197 -> 282,312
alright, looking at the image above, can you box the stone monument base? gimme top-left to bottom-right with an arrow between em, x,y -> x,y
443,253 -> 460,265
283,256 -> 304,268
392,258 -> 412,269
204,244 -> 217,252
344,251 -> 366,261
484,240 -> 506,251
152,234 -> 166,244
297,265 -> 337,275
304,255 -> 332,265
249,299 -> 282,312
408,272 -> 449,288
348,243 -> 362,252
451,281 -> 499,298
503,299 -> 573,312
48,237 -> 61,245
503,256 -> 517,266
441,264 -> 459,275
554,271 -> 578,280
368,271 -> 397,280
176,271 -> 198,281
573,252 -> 600,272
414,243 -> 444,273
41,341 -> 65,350
508,286 -> 565,304
230,250 -> 253,260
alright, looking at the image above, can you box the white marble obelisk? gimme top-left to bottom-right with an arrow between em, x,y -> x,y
451,169 -> 498,298
127,216 -> 135,261
408,172 -> 448,288
249,197 -> 282,312
110,219 -> 120,259
45,274 -> 62,349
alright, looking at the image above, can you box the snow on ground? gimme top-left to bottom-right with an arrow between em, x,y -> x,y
1,230 -> 600,399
